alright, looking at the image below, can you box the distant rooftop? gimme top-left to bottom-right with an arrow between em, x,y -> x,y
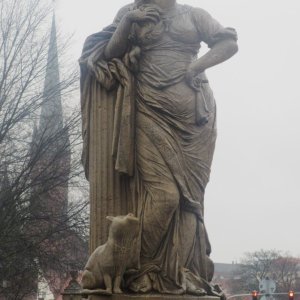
214,262 -> 241,276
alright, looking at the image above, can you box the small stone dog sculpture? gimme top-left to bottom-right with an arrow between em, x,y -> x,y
81,213 -> 140,295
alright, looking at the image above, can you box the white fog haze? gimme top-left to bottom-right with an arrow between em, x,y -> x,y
55,0 -> 300,263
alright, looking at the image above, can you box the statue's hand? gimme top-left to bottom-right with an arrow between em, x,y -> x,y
185,63 -> 206,91
185,67 -> 197,88
126,6 -> 160,24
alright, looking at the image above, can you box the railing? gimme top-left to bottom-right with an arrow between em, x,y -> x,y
227,294 -> 254,299
228,292 -> 300,300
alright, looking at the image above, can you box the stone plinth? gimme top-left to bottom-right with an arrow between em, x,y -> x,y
87,295 -> 220,300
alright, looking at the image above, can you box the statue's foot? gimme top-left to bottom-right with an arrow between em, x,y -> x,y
113,287 -> 123,294
186,287 -> 207,296
185,278 -> 207,296
129,274 -> 152,293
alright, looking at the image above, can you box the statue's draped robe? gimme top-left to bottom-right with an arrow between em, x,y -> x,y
80,16 -> 137,252
80,3 -> 237,295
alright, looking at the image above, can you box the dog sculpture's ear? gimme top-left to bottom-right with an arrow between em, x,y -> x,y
106,216 -> 114,222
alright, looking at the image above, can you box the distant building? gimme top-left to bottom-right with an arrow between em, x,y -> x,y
29,13 -> 71,300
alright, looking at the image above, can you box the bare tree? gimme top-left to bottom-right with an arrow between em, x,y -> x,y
0,0 -> 88,299
271,256 -> 300,292
240,250 -> 281,286
228,250 -> 300,296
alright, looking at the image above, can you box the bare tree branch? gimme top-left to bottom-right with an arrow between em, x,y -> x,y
0,0 -> 88,299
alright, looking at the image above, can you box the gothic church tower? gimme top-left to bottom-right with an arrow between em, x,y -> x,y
30,13 -> 71,300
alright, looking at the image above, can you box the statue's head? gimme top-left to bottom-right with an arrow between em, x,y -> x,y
136,0 -> 176,8
135,0 -> 151,6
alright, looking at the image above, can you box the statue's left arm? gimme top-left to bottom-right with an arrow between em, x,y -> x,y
186,8 -> 238,82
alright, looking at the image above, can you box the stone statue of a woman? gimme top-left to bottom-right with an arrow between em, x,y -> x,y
80,0 -> 237,296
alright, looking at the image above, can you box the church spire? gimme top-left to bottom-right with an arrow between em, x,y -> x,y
28,10 -> 73,300
32,12 -> 71,212
39,13 -> 63,136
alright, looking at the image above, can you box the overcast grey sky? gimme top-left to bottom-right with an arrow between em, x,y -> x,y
55,0 -> 300,263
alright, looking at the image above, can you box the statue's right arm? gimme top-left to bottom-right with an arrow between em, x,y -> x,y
104,6 -> 160,60
103,13 -> 134,60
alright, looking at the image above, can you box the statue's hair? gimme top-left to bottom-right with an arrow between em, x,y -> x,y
135,0 -> 152,6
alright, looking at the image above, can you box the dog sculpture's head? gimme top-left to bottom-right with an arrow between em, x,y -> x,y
106,213 -> 140,241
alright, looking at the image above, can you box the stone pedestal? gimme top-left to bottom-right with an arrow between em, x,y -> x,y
87,295 -> 220,300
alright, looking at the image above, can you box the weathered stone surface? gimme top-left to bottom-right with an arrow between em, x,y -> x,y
79,0 -> 238,297
82,214 -> 140,294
